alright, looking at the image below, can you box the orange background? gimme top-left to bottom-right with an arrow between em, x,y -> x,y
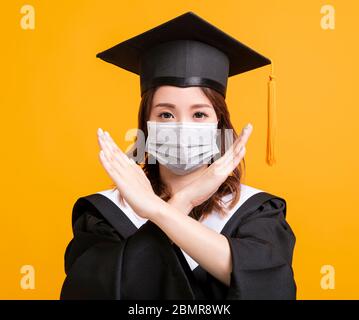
1,0 -> 358,299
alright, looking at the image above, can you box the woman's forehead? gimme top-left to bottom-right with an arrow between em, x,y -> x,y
152,86 -> 213,107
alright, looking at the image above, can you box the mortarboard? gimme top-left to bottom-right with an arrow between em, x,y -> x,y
96,11 -> 277,166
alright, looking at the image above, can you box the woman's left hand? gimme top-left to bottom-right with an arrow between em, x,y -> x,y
97,128 -> 164,219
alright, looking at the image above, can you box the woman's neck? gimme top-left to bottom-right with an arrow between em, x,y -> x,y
159,164 -> 208,196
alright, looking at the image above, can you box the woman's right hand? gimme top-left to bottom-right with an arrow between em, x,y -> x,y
168,123 -> 253,215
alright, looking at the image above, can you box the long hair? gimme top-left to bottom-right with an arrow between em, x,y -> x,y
111,86 -> 246,221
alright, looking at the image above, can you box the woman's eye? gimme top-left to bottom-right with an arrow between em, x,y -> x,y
159,112 -> 174,119
193,112 -> 208,118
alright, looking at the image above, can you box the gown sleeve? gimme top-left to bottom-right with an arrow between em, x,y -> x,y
60,194 -> 196,300
60,197 -> 127,300
208,195 -> 296,300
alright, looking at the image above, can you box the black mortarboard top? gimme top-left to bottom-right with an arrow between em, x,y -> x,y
96,11 -> 277,166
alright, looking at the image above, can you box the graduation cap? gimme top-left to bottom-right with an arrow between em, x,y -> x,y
96,11 -> 277,166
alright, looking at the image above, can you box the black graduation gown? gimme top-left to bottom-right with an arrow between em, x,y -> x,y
60,190 -> 296,300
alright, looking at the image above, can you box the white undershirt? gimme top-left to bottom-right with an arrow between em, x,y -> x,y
96,183 -> 263,271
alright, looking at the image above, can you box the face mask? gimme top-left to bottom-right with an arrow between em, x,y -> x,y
145,121 -> 220,175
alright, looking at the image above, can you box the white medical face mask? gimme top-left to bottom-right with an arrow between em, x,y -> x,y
145,121 -> 220,175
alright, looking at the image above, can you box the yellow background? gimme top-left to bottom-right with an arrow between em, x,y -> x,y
1,0 -> 358,299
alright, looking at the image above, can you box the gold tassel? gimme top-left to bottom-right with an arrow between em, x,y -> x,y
266,62 -> 276,166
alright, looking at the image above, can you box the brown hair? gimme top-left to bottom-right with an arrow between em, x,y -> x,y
111,86 -> 246,221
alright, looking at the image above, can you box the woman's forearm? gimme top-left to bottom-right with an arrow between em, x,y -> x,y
150,198 -> 232,286
166,191 -> 193,215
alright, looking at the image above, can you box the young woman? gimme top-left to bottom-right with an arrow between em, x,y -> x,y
60,11 -> 296,300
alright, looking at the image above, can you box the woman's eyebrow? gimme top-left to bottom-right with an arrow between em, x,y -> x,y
153,103 -> 212,109
153,103 -> 176,109
191,104 -> 213,109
